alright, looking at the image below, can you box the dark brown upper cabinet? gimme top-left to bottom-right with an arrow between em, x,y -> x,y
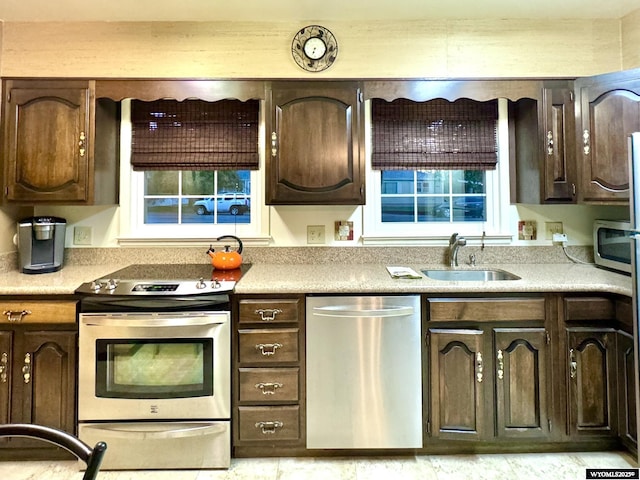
2,79 -> 118,205
575,69 -> 640,204
266,82 -> 364,205
510,81 -> 577,204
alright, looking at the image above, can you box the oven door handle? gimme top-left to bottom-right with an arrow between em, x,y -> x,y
82,423 -> 227,439
81,316 -> 227,328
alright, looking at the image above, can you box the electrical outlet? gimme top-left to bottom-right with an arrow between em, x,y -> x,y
73,226 -> 92,245
307,225 -> 325,244
545,222 -> 563,240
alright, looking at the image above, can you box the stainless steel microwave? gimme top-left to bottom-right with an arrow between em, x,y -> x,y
593,220 -> 632,274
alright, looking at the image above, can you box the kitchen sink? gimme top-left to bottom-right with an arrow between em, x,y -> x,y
421,268 -> 521,281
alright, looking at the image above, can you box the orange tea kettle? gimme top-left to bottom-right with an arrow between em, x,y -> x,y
207,235 -> 243,270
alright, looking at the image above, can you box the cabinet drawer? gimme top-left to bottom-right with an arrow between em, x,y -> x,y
428,298 -> 545,322
239,299 -> 300,324
0,301 -> 76,324
237,406 -> 300,442
564,297 -> 615,322
239,368 -> 299,403
238,329 -> 299,364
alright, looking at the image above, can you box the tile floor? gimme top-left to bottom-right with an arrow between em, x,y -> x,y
0,451 -> 638,480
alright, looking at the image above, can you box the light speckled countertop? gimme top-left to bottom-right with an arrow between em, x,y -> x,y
0,261 -> 630,297
233,263 -> 633,296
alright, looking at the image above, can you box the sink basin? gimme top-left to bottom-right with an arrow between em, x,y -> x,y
421,268 -> 521,281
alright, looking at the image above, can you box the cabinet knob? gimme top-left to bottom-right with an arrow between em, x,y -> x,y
79,131 -> 86,157
476,352 -> 483,383
0,352 -> 7,383
22,353 -> 31,384
582,129 -> 590,155
271,132 -> 278,157
546,130 -> 554,156
569,348 -> 577,379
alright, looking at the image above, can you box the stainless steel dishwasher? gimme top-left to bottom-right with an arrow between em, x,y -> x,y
306,295 -> 423,449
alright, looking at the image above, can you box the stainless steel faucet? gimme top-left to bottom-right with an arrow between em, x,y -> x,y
449,233 -> 467,267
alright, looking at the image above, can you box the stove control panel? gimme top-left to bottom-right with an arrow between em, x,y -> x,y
76,278 -> 235,296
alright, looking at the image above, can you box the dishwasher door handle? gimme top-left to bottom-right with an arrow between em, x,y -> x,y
311,305 -> 415,318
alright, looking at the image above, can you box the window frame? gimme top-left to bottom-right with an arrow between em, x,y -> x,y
362,98 -> 512,245
117,99 -> 270,246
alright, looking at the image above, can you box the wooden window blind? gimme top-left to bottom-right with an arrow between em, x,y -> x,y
371,98 -> 498,171
130,99 -> 259,171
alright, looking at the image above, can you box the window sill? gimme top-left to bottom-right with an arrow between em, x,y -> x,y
117,236 -> 272,247
361,234 -> 513,246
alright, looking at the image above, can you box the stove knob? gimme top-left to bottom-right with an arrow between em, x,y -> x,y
106,279 -> 118,290
90,281 -> 101,292
196,278 -> 207,289
212,280 -> 222,289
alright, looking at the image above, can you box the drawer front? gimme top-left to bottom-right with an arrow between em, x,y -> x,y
238,329 -> 299,364
238,406 -> 300,442
0,301 -> 77,324
428,298 -> 545,322
564,297 -> 615,322
239,299 -> 300,324
239,368 -> 299,403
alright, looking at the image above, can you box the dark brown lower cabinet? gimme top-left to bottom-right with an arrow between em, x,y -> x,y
0,329 -> 77,457
566,328 -> 617,439
427,326 -> 551,442
617,330 -> 637,451
428,329 -> 485,440
494,328 -> 550,439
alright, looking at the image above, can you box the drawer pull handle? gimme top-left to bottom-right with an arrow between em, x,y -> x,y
255,420 -> 283,434
255,343 -> 282,356
22,353 -> 31,384
255,382 -> 284,395
0,352 -> 7,383
569,348 -> 577,379
476,352 -> 483,383
497,349 -> 504,380
3,310 -> 31,322
255,308 -> 283,322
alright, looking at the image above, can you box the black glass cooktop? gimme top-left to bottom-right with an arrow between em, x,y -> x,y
103,263 -> 251,281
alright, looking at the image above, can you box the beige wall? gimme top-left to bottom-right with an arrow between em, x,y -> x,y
622,9 -> 640,69
0,18 -> 624,79
0,15 -> 637,251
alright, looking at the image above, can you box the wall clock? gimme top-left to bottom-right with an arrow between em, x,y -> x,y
291,25 -> 338,72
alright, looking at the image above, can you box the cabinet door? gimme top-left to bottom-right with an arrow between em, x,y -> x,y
428,329 -> 485,440
17,331 -> 77,435
266,82 -> 364,204
0,331 -> 13,434
542,87 -> 576,202
566,328 -> 616,438
494,328 -> 551,439
617,330 -> 637,449
4,83 -> 92,202
576,76 -> 640,203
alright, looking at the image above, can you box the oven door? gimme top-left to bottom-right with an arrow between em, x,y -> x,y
78,311 -> 230,421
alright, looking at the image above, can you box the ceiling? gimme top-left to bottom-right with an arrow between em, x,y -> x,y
0,0 -> 638,22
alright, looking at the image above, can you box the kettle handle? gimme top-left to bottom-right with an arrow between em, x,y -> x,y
216,235 -> 243,254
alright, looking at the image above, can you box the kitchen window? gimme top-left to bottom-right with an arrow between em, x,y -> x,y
363,98 -> 511,243
118,99 -> 267,243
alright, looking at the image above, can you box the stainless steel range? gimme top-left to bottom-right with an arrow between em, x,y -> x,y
75,264 -> 244,470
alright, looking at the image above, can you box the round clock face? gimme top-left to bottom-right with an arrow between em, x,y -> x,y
292,25 -> 338,72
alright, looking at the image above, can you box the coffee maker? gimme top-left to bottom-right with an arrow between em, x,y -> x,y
17,216 -> 67,274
